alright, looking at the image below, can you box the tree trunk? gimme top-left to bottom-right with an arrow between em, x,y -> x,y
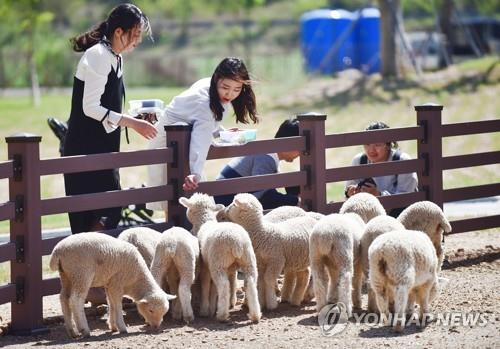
0,49 -> 6,88
439,0 -> 454,64
378,0 -> 400,78
28,28 -> 41,107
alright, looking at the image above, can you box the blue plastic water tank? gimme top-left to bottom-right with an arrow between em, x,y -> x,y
356,8 -> 381,74
300,9 -> 357,74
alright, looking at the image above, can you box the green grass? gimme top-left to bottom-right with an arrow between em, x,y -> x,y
0,55 -> 498,235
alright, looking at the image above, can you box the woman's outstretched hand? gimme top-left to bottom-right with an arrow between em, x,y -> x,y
183,174 -> 199,191
119,115 -> 158,140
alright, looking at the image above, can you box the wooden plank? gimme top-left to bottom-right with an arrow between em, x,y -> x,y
449,215 -> 500,234
207,137 -> 306,160
41,185 -> 173,215
0,284 -> 15,305
444,184 -> 500,202
442,119 -> 500,137
326,126 -> 423,149
39,148 -> 173,175
0,242 -> 16,263
325,159 -> 424,183
42,277 -> 60,297
0,201 -> 15,221
0,160 -> 13,179
442,151 -> 500,170
196,171 -> 307,196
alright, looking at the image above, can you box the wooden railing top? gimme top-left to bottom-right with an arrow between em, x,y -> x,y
325,126 -> 424,149
0,160 -> 14,180
207,136 -> 306,160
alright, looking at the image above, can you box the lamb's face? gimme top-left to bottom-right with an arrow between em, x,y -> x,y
226,193 -> 262,223
179,193 -> 224,225
137,293 -> 175,330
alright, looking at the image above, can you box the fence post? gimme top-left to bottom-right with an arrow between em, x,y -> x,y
165,125 -> 192,228
415,103 -> 444,209
297,113 -> 327,214
5,133 -> 47,335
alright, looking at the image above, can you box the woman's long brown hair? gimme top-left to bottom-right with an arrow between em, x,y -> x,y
209,57 -> 259,124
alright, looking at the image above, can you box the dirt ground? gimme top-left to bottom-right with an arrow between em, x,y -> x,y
0,229 -> 499,349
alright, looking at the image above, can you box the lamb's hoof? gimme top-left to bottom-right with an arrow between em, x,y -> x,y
118,327 -> 128,334
248,312 -> 261,323
216,314 -> 230,322
394,324 -> 404,333
183,314 -> 195,324
80,330 -> 91,338
67,328 -> 79,339
172,311 -> 182,321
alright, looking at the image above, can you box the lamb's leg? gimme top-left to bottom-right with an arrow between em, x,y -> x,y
178,264 -> 196,323
405,290 -> 416,317
257,262 -> 267,309
59,273 -> 78,338
228,268 -> 237,309
352,257 -> 364,310
106,288 -> 127,333
263,261 -> 283,310
167,268 -> 182,320
367,285 -> 379,313
290,269 -> 310,306
69,291 -> 90,337
242,265 -> 261,322
209,281 -> 218,317
313,262 -> 329,313
199,261 -> 212,317
373,284 -> 390,325
280,271 -> 296,303
326,263 -> 340,305
338,267 -> 353,317
392,284 -> 409,333
211,270 -> 230,322
415,281 -> 433,327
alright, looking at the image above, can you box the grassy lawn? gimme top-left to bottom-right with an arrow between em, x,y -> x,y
0,55 -> 498,236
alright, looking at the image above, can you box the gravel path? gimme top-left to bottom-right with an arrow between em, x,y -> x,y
1,230 -> 499,348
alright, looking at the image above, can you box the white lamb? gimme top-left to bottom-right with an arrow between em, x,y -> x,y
150,226 -> 199,323
264,205 -> 323,223
339,192 -> 386,223
49,233 -> 175,338
117,227 -> 162,267
180,193 -> 261,322
369,229 -> 439,332
360,215 -> 405,312
309,213 -> 365,316
224,193 -> 317,309
397,201 -> 452,270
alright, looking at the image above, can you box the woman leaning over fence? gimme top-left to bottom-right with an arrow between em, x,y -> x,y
147,57 -> 259,216
63,3 -> 157,234
344,121 -> 418,217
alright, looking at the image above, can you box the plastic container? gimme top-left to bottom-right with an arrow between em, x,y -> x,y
128,99 -> 164,116
300,9 -> 357,74
356,8 -> 381,74
219,129 -> 257,144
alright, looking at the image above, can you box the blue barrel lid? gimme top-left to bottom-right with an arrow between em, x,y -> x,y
300,9 -> 356,22
358,7 -> 380,18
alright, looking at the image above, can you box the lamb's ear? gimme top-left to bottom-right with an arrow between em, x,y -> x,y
233,198 -> 244,208
138,299 -> 148,305
179,197 -> 191,208
165,293 -> 177,300
214,204 -> 225,212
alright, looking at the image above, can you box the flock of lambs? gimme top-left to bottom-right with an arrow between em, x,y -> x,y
49,192 -> 452,338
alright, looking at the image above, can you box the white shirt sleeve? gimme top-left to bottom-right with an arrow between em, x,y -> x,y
189,117 -> 215,180
78,46 -> 123,133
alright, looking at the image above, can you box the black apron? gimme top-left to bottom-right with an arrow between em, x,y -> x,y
63,55 -> 124,233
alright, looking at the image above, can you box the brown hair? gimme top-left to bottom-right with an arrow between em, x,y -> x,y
70,3 -> 152,52
209,57 -> 258,124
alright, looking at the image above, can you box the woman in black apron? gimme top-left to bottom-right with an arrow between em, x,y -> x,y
63,4 -> 157,234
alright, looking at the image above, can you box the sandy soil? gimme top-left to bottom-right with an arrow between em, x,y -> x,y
0,229 -> 499,349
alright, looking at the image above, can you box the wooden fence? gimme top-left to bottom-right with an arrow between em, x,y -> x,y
0,104 -> 498,335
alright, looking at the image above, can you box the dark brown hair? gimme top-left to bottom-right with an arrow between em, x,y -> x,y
70,3 -> 152,52
365,121 -> 398,149
209,57 -> 258,124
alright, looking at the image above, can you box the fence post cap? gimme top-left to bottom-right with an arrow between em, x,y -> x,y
5,133 -> 42,143
414,103 -> 443,111
296,112 -> 327,121
164,124 -> 193,132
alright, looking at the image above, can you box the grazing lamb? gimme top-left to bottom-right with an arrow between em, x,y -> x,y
49,233 -> 175,338
360,215 -> 405,312
309,213 -> 365,316
118,227 -> 162,267
150,226 -> 199,323
397,201 -> 452,271
180,193 -> 261,322
224,193 -> 317,309
369,230 -> 439,332
339,192 -> 386,223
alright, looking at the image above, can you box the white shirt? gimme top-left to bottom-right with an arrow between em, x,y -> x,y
75,42 -> 123,133
152,78 -> 230,179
